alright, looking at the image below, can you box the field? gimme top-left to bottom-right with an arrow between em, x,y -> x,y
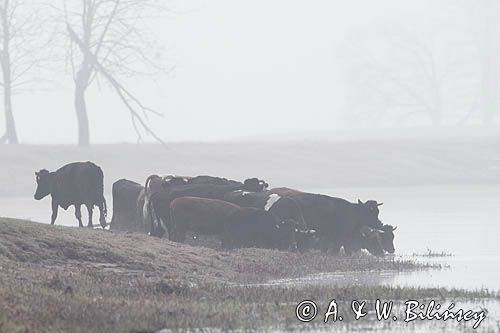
0,218 -> 497,333
2,136 -> 500,198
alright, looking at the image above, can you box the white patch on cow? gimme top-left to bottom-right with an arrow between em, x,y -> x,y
233,190 -> 252,196
264,194 -> 281,211
142,196 -> 150,221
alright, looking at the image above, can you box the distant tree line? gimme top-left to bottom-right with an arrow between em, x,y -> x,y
341,0 -> 500,127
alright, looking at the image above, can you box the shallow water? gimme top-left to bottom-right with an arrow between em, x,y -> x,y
2,185 -> 500,331
0,195 -> 113,228
314,185 -> 500,292
1,185 -> 500,291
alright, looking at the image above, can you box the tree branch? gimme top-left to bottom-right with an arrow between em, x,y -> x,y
67,23 -> 165,145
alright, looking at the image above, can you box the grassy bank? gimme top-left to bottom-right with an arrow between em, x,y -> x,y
0,218 -> 497,332
2,138 -> 500,197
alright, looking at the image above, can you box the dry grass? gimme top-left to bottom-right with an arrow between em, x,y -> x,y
0,218 -> 496,333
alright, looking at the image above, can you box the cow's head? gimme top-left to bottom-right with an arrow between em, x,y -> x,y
34,169 -> 53,200
359,226 -> 385,257
357,199 -> 384,228
379,224 -> 397,254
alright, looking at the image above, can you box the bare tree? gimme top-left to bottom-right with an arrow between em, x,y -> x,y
0,0 -> 48,144
60,0 -> 166,146
466,0 -> 500,125
342,23 -> 476,127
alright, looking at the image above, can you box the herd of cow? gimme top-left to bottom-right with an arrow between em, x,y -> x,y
34,161 -> 397,256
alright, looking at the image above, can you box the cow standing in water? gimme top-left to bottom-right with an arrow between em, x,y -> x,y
34,162 -> 107,228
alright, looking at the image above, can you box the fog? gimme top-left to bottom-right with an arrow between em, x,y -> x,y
1,0 -> 496,144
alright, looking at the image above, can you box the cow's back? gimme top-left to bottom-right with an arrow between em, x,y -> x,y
188,175 -> 241,186
171,197 -> 241,237
223,190 -> 270,208
283,193 -> 351,231
153,183 -> 242,216
110,179 -> 144,232
53,162 -> 104,209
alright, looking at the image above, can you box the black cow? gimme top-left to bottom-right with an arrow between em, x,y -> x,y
268,189 -> 385,254
149,180 -> 261,238
343,226 -> 386,257
188,175 -> 240,186
34,162 -> 107,228
110,179 -> 144,232
223,190 -> 315,250
169,197 -> 297,250
379,224 -> 397,254
224,191 -> 306,228
139,174 -> 193,234
222,207 -> 297,250
169,196 -> 241,242
188,175 -> 268,192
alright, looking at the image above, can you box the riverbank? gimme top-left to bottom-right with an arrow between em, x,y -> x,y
0,218 -> 497,332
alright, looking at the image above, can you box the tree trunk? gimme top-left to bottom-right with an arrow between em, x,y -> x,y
0,1 -> 18,144
74,65 -> 91,146
3,76 -> 17,144
481,81 -> 497,126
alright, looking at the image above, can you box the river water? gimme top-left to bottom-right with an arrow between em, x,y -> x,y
1,184 -> 500,331
1,184 -> 499,291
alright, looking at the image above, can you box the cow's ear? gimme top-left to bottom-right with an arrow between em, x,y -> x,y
35,171 -> 39,176
358,199 -> 363,204
377,202 -> 384,207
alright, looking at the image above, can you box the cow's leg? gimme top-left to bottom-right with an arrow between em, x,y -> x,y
343,244 -> 353,256
156,220 -> 167,238
329,242 -> 341,256
319,237 -> 329,253
86,204 -> 94,228
50,200 -> 59,225
75,204 -> 83,228
221,232 -> 231,250
173,225 -> 186,242
97,199 -> 106,228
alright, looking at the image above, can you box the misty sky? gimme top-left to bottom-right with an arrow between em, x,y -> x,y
3,0 -> 477,143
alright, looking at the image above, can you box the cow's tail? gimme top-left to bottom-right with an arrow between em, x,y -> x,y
147,193 -> 156,235
148,193 -> 165,237
144,174 -> 160,193
168,205 -> 175,241
102,196 -> 108,220
98,166 -> 108,221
